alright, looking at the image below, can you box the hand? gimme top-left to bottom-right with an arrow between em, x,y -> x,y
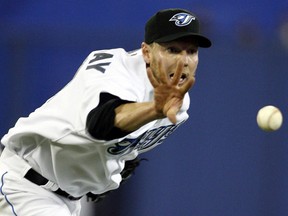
147,60 -> 195,124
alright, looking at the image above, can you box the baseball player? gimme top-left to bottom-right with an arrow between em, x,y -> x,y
0,8 -> 211,216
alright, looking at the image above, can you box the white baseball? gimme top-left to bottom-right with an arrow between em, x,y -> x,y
256,105 -> 283,131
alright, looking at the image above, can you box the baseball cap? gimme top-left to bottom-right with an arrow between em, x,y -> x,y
145,8 -> 211,48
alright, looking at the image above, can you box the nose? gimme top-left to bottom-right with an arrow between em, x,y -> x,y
182,52 -> 189,67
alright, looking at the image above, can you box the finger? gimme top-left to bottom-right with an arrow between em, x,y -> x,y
167,106 -> 179,124
180,76 -> 195,94
157,59 -> 169,84
171,61 -> 184,86
147,67 -> 159,88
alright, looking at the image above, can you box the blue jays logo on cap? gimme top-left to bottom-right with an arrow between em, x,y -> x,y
169,12 -> 195,27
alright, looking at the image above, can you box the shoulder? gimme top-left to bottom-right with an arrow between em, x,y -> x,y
87,48 -> 141,61
81,48 -> 143,73
72,48 -> 146,99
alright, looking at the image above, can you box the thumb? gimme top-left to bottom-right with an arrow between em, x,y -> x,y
166,106 -> 179,124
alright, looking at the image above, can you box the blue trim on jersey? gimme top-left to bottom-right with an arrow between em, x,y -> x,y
107,122 -> 184,155
1,172 -> 18,216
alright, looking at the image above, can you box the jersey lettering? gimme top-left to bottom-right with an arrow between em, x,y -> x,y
86,53 -> 113,73
86,63 -> 111,73
107,123 -> 183,155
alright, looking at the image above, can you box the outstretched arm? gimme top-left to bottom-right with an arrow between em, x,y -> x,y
114,60 -> 195,132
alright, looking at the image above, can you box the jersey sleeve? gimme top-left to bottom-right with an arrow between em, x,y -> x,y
74,49 -> 144,134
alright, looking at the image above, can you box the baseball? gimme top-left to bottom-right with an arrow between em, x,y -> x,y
256,105 -> 283,131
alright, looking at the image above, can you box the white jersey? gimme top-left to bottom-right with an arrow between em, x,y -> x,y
1,48 -> 190,197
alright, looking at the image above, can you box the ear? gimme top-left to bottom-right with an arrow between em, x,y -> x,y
141,42 -> 151,64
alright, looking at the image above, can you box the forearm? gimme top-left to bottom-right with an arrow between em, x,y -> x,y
114,102 -> 165,132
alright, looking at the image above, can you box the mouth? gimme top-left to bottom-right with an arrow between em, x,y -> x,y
169,73 -> 188,85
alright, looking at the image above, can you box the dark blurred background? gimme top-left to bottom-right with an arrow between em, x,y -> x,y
1,1 -> 288,216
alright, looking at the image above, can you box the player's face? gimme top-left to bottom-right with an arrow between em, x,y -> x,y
142,38 -> 199,85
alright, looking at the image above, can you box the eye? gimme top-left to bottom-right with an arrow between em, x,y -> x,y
187,48 -> 198,54
167,47 -> 180,54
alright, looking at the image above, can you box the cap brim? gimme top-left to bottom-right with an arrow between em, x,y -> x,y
154,32 -> 212,48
